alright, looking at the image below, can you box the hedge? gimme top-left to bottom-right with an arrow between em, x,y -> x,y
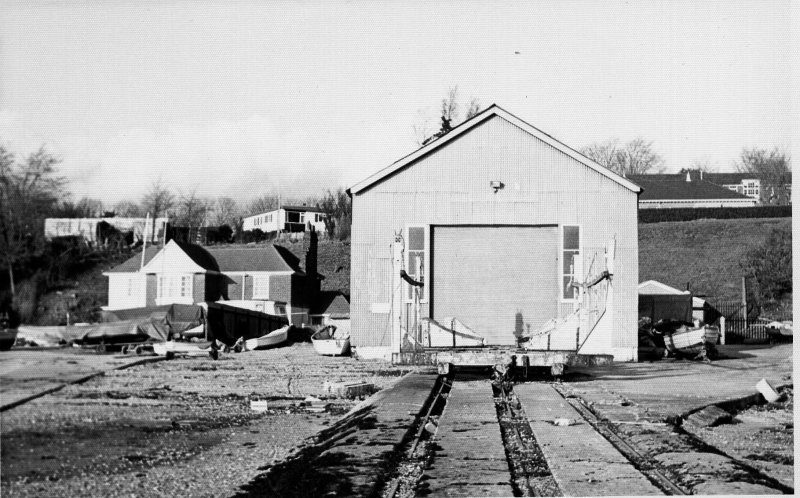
638,205 -> 792,223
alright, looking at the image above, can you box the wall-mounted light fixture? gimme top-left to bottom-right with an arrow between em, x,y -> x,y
490,180 -> 505,193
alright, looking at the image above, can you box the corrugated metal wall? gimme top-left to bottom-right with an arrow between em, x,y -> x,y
351,115 -> 639,359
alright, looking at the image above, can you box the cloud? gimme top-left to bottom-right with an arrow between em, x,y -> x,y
66,115 -> 350,207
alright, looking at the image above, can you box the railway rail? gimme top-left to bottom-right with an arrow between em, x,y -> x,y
383,369 -> 785,497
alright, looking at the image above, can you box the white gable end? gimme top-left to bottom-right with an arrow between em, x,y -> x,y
141,240 -> 206,274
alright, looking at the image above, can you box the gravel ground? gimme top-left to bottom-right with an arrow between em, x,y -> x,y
682,386 -> 794,489
1,343 -> 416,497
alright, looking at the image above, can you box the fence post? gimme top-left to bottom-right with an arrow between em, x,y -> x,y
719,316 -> 725,345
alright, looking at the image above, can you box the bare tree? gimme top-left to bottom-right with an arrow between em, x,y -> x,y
248,194 -> 280,215
112,200 -> 143,217
440,86 -> 459,128
412,87 -> 481,147
209,196 -> 240,227
581,137 -> 665,176
735,147 -> 791,205
176,189 -> 210,229
465,97 -> 481,120
0,145 -> 65,298
141,180 -> 176,241
141,180 -> 175,219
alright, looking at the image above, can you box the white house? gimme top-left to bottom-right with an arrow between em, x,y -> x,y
102,240 -> 313,325
242,205 -> 327,234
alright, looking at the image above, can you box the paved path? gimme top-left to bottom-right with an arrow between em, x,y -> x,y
562,344 -> 793,421
0,349 -> 159,410
421,378 -> 515,497
515,382 -> 662,496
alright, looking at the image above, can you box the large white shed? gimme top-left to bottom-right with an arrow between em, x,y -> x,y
348,105 -> 642,361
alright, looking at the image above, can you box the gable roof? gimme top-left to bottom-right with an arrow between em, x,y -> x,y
311,291 -> 350,318
209,244 -> 303,273
106,245 -> 161,273
106,242 -> 302,274
628,175 -> 754,201
347,104 -> 642,195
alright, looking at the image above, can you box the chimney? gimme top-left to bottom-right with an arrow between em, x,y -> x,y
686,171 -> 692,182
305,228 -> 320,297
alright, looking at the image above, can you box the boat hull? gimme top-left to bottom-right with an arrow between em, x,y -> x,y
664,326 -> 719,355
311,325 -> 350,356
244,326 -> 289,350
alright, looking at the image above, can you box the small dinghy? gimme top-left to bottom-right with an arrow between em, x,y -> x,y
664,325 -> 719,359
244,325 -> 290,350
153,340 -> 213,358
311,325 -> 350,356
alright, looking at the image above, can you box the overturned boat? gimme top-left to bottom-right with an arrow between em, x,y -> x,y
244,325 -> 290,350
311,325 -> 350,356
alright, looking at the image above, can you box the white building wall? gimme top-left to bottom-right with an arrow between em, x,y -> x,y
351,115 -> 639,361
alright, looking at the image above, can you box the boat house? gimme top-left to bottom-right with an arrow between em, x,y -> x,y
347,105 -> 642,361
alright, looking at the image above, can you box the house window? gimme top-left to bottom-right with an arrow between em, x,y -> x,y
158,275 -> 193,300
287,211 -> 302,223
253,275 -> 270,298
562,226 -> 580,300
743,181 -> 759,198
315,213 -> 325,223
406,226 -> 426,301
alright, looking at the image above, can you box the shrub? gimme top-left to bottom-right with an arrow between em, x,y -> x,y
740,227 -> 792,305
639,205 -> 791,223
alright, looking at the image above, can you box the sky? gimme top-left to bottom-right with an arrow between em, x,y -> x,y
0,0 -> 793,209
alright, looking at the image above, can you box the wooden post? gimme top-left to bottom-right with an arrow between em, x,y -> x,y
392,234 -> 404,354
741,276 -> 748,331
719,316 -> 726,345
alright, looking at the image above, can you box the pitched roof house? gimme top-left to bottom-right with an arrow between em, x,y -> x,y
348,104 -> 641,361
103,240 -> 313,325
628,173 -> 757,209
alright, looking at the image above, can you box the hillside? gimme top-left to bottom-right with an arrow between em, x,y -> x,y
27,217 -> 789,324
639,217 -> 791,303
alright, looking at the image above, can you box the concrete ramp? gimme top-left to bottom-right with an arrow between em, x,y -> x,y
515,382 -> 661,496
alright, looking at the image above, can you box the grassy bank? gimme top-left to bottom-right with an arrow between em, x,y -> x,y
639,217 -> 791,303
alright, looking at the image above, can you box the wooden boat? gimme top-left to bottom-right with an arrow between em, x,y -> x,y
766,321 -> 792,342
244,325 -> 290,350
153,340 -> 213,358
311,325 -> 350,356
664,325 -> 719,357
421,317 -> 486,347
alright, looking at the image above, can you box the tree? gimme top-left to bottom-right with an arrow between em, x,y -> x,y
248,194 -> 280,215
318,188 -> 351,240
465,97 -> 481,120
141,180 -> 175,240
209,197 -> 241,227
413,86 -> 481,146
175,189 -> 209,228
0,145 -> 65,299
741,227 -> 792,306
735,147 -> 791,205
581,137 -> 665,176
112,200 -> 143,217
54,197 -> 104,218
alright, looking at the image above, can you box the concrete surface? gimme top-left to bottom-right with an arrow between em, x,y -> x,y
0,349 -> 161,410
235,372 -> 438,496
421,378 -> 515,497
515,382 -> 662,496
562,344 -> 793,421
